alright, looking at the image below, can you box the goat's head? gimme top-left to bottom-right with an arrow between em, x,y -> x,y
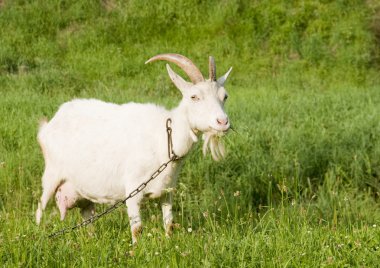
146,53 -> 232,160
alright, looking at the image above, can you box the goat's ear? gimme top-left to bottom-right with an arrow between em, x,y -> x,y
217,67 -> 233,86
166,64 -> 192,93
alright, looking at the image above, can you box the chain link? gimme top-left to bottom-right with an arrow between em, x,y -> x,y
48,118 -> 181,239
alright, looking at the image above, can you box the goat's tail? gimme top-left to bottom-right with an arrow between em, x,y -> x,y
38,117 -> 48,131
37,117 -> 48,145
37,117 -> 49,161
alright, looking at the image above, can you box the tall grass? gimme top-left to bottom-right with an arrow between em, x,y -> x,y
1,0 -> 380,266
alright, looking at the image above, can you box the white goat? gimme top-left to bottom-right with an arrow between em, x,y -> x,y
35,53 -> 232,243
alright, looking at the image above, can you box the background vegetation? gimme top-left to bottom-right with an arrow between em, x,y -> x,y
1,0 -> 379,266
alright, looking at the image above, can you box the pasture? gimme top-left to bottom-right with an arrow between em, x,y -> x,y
1,0 -> 380,266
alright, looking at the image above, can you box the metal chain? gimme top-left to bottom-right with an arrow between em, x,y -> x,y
48,118 -> 181,239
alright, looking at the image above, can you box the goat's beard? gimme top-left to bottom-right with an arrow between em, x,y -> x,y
202,130 -> 226,161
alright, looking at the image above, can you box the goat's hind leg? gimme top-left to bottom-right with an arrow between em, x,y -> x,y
79,200 -> 96,219
36,168 -> 60,225
161,192 -> 174,236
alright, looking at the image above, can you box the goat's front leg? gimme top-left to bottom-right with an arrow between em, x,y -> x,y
161,191 -> 174,236
126,194 -> 143,244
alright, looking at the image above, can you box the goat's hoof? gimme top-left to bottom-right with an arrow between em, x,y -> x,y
132,225 -> 143,244
165,223 -> 175,237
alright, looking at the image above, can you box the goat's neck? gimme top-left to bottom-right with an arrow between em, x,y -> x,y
169,105 -> 197,158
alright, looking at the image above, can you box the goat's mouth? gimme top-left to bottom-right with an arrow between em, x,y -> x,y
208,126 -> 230,135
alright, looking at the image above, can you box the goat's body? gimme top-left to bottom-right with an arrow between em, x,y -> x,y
36,99 -> 193,239
39,99 -> 177,202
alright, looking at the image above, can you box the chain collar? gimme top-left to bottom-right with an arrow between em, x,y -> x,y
166,118 -> 182,161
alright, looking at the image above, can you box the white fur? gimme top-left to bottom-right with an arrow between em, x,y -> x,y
36,58 -> 232,243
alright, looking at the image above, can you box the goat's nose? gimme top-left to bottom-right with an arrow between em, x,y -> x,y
217,117 -> 229,126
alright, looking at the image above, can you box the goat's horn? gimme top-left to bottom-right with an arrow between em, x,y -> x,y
209,56 -> 216,81
145,53 -> 204,84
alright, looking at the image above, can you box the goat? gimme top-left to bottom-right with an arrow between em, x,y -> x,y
35,53 -> 232,243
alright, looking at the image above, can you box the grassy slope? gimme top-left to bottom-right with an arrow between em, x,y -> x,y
1,0 -> 380,266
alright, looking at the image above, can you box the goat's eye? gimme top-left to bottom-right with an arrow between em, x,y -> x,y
191,95 -> 199,101
223,95 -> 228,101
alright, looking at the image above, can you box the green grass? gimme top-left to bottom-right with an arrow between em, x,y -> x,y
1,0 -> 380,266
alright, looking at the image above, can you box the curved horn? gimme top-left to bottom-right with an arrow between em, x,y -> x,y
209,56 -> 216,81
145,53 -> 204,84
